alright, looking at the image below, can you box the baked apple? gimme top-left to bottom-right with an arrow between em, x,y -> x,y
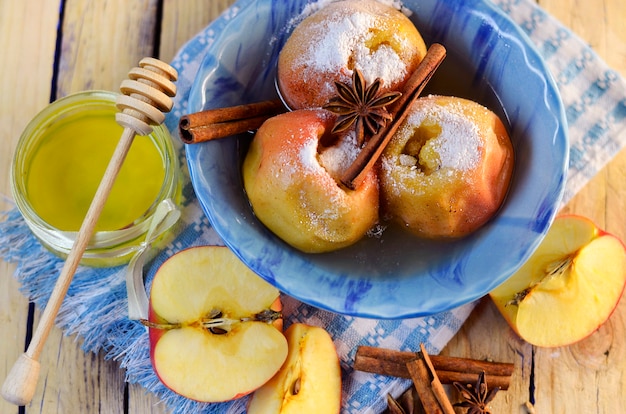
242,109 -> 379,253
379,95 -> 514,238
277,0 -> 427,110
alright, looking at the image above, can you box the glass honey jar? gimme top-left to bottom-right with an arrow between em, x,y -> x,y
11,90 -> 181,266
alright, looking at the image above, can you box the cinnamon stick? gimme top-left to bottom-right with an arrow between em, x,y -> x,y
179,99 -> 285,144
340,43 -> 446,189
406,357 -> 449,414
354,345 -> 514,390
417,343 -> 457,414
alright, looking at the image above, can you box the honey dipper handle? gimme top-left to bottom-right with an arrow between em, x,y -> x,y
1,58 -> 177,406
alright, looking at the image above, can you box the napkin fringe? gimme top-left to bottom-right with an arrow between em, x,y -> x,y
0,208 -> 65,305
0,209 -> 119,352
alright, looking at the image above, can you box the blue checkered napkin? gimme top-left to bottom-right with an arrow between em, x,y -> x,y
1,0 -> 625,413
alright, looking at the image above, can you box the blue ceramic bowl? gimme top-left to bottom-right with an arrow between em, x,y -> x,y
185,0 -> 568,318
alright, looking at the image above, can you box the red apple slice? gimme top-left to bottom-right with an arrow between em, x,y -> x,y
247,323 -> 342,413
145,246 -> 287,402
490,215 -> 626,347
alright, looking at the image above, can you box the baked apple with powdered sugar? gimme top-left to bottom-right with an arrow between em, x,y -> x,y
277,0 -> 427,110
242,109 -> 379,253
379,95 -> 514,238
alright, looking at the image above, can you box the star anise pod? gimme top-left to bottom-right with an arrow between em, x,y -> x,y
323,68 -> 401,146
453,371 -> 500,414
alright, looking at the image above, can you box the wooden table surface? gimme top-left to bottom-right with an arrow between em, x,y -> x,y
1,0 -> 624,413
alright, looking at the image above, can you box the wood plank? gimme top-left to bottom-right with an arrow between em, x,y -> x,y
0,263 -> 27,414
159,0 -> 237,63
442,0 -> 626,412
55,0 -> 159,97
21,0 -> 161,412
533,1 -> 626,411
34,337 -> 126,413
0,2 -> 59,197
0,1 -> 59,413
127,382 -> 170,414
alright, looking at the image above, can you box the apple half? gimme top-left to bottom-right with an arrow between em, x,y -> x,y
247,323 -> 342,413
144,246 -> 288,402
490,215 -> 626,347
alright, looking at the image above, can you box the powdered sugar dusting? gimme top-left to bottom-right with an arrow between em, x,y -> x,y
318,130 -> 361,179
380,98 -> 486,198
295,0 -> 411,28
406,100 -> 482,172
292,128 -> 363,235
270,123 -> 323,188
299,135 -> 320,172
294,6 -> 409,87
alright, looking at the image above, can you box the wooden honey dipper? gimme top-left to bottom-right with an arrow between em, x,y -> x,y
1,57 -> 177,406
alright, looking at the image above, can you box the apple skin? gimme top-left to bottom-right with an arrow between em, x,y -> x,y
146,246 -> 288,402
242,109 -> 379,253
490,215 -> 626,348
247,323 -> 342,414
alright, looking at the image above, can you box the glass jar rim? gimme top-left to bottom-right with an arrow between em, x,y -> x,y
10,90 -> 181,265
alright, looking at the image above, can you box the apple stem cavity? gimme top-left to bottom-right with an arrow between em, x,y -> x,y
140,319 -> 182,330
546,256 -> 574,277
200,308 -> 283,334
507,255 -> 575,307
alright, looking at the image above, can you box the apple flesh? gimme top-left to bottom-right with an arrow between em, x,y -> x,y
247,323 -> 342,413
490,215 -> 626,347
145,246 -> 288,402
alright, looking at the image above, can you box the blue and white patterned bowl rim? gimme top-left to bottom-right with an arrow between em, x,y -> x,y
184,0 -> 568,319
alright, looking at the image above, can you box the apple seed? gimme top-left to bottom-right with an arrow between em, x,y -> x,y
291,377 -> 301,395
251,309 -> 283,324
